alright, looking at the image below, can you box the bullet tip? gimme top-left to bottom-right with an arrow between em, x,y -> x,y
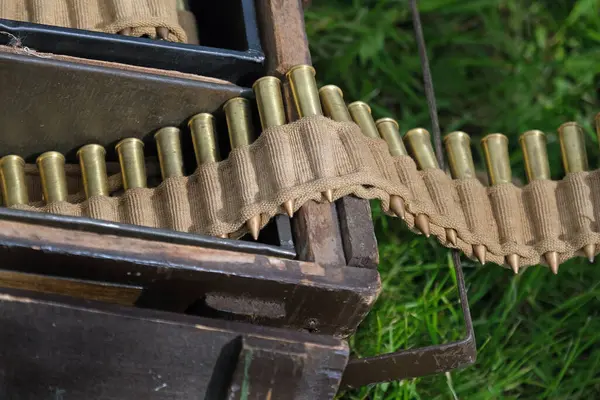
446,228 -> 458,246
507,254 -> 520,274
545,251 -> 559,275
283,200 -> 294,218
323,189 -> 334,203
583,244 -> 596,263
247,216 -> 261,241
389,195 -> 406,220
473,245 -> 486,265
414,214 -> 430,237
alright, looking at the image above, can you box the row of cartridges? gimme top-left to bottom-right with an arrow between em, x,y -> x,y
0,64 -> 595,273
285,65 -> 598,274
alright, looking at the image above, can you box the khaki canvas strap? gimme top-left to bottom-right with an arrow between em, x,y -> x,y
0,0 -> 187,42
10,116 -> 600,269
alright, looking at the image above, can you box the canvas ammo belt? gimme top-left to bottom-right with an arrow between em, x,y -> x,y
0,60 -> 597,273
0,2 -> 597,274
0,0 -> 188,42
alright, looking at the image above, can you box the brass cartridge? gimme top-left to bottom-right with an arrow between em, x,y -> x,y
444,131 -> 483,263
0,155 -> 28,206
224,97 -> 257,148
155,127 -> 185,180
404,128 -> 439,170
519,130 -> 559,273
404,128 -> 455,241
253,76 -> 287,129
189,113 -> 221,165
481,133 -> 520,273
115,138 -> 147,190
444,131 -> 476,180
286,65 -> 323,118
253,77 -> 294,217
375,118 -> 407,219
36,151 -> 68,204
481,134 -> 511,185
77,144 -> 109,198
188,113 -> 227,238
348,101 -> 380,139
224,97 -> 261,240
558,122 -> 595,263
376,118 -> 407,157
520,130 -> 551,182
559,122 -> 588,173
319,85 -> 352,122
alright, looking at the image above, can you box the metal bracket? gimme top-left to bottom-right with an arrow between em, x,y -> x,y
340,251 -> 476,388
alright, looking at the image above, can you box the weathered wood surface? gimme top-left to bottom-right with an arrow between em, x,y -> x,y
0,270 -> 141,306
255,0 -> 311,77
336,196 -> 379,269
0,219 -> 380,338
0,288 -> 349,399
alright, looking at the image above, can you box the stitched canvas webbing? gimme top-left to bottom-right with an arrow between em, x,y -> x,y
0,0 -> 187,42
10,116 -> 600,269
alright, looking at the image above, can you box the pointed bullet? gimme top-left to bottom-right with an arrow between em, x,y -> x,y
324,189 -> 334,203
217,233 -> 228,239
156,27 -> 170,40
583,244 -> 595,263
473,244 -> 486,265
446,228 -> 458,246
544,251 -> 559,274
389,195 -> 405,219
118,28 -> 132,36
507,254 -> 520,274
283,199 -> 294,218
414,214 -> 430,237
247,215 -> 261,241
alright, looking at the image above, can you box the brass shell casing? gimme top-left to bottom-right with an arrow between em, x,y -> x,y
253,76 -> 287,129
520,130 -> 551,181
115,138 -> 147,190
558,122 -> 588,173
0,155 -> 28,206
404,128 -> 439,170
286,65 -> 323,118
77,144 -> 109,198
155,127 -> 185,180
481,133 -> 511,185
376,118 -> 407,157
224,97 -> 257,149
36,151 -> 68,204
444,131 -> 476,179
319,85 -> 352,122
189,113 -> 221,165
348,101 -> 380,139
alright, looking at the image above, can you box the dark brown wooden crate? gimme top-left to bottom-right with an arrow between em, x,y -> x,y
0,287 -> 348,399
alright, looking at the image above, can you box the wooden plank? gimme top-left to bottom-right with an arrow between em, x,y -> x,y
256,0 -> 348,268
0,288 -> 348,399
0,219 -> 380,338
255,0 -> 312,77
336,196 -> 379,269
0,269 -> 141,306
256,0 -> 380,270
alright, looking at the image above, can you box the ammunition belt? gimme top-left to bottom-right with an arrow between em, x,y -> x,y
1,64 -> 598,273
0,0 -> 186,42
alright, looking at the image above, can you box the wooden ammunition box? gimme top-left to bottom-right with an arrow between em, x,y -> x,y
0,1 -> 381,398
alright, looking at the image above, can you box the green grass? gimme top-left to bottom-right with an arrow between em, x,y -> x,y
305,0 -> 600,398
